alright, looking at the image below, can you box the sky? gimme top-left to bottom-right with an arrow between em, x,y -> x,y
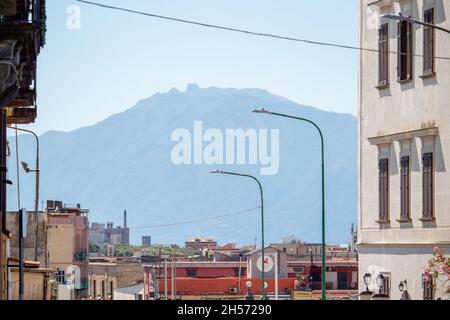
31,0 -> 358,135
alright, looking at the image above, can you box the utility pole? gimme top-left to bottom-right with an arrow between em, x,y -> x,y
174,259 -> 177,300
19,208 -> 26,301
164,257 -> 168,299
274,253 -> 278,301
238,254 -> 242,293
171,259 -> 175,300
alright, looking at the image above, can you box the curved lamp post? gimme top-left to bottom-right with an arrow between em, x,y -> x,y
252,107 -> 327,300
210,170 -> 266,300
7,126 -> 40,261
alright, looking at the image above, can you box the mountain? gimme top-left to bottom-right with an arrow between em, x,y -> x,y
7,84 -> 357,246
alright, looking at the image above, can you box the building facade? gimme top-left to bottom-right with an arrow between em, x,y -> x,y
359,0 -> 450,300
46,201 -> 90,299
88,259 -> 144,300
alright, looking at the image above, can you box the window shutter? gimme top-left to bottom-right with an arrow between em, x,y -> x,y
422,153 -> 434,219
379,159 -> 389,221
423,8 -> 435,75
378,27 -> 383,84
378,23 -> 389,86
397,21 -> 401,81
400,156 -> 410,220
406,21 -> 412,80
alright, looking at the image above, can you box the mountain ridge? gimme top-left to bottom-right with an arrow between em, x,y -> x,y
7,84 -> 357,246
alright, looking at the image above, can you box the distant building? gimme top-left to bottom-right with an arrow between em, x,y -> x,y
89,223 -> 106,245
89,210 -> 130,247
88,257 -> 144,300
142,236 -> 152,246
246,246 -> 288,279
185,237 -> 217,250
104,210 -> 130,245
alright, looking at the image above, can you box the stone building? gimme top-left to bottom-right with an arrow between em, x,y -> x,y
359,0 -> 450,300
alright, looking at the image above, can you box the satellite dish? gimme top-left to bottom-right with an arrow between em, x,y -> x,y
256,255 -> 274,273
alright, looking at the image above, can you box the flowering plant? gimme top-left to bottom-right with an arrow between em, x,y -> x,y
422,247 -> 450,299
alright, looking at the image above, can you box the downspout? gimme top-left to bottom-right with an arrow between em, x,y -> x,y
1,109 -> 11,239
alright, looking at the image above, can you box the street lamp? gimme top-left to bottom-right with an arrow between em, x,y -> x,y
8,126 -> 40,262
381,12 -> 450,34
363,273 -> 372,292
252,107 -> 327,300
210,169 -> 266,300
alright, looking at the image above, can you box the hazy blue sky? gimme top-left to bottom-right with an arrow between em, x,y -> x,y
32,0 -> 358,134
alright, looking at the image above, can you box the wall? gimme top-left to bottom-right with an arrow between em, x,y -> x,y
9,269 -> 53,300
6,211 -> 48,266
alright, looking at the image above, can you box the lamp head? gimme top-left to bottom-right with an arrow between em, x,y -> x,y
399,280 -> 407,292
21,162 -> 30,173
376,274 -> 385,289
251,108 -> 272,115
363,273 -> 372,287
209,170 -> 224,174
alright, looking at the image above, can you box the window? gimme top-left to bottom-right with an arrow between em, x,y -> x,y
423,276 -> 434,300
422,153 -> 434,219
423,8 -> 435,76
93,280 -> 97,297
397,20 -> 413,82
379,159 -> 389,222
400,156 -> 411,220
101,280 -> 105,298
380,274 -> 391,297
293,267 -> 304,273
56,269 -> 65,284
378,23 -> 389,87
186,269 -> 197,277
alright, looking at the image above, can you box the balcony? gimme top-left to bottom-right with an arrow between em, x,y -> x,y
0,0 -> 46,124
74,251 -> 88,262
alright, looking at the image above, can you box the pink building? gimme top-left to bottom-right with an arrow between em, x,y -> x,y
46,200 -> 89,299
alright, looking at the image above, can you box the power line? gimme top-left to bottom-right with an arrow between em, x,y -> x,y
74,0 -> 450,61
128,206 -> 260,230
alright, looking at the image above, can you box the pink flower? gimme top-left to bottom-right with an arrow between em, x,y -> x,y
434,246 -> 440,253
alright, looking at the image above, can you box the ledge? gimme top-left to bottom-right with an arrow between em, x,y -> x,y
376,219 -> 391,225
419,217 -> 436,222
368,127 -> 439,145
397,78 -> 413,85
375,83 -> 390,90
396,218 -> 412,223
419,72 -> 436,80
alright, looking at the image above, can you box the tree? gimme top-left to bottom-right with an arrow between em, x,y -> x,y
422,247 -> 450,300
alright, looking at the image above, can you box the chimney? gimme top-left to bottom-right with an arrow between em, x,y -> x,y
124,210 -> 127,228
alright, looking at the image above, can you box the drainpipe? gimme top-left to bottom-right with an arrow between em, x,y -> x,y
1,110 -> 11,239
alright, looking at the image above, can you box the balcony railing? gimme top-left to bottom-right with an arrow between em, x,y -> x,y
74,251 -> 88,262
0,0 -> 46,47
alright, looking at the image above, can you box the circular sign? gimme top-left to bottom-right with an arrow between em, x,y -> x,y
256,255 -> 274,273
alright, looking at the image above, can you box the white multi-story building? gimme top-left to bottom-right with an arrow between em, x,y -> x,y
358,0 -> 450,300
